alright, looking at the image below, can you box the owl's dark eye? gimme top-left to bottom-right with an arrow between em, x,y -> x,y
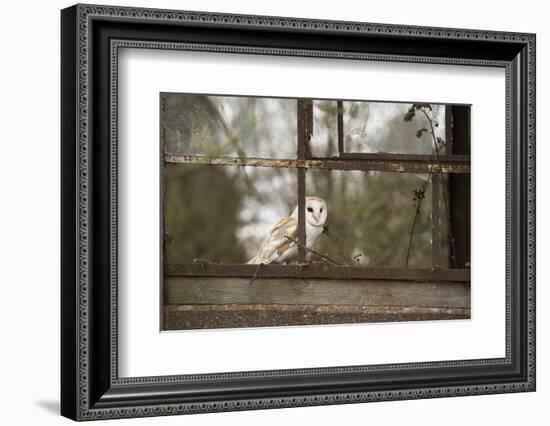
307,207 -> 313,213
320,208 -> 323,213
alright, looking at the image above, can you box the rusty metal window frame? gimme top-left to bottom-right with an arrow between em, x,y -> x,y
163,97 -> 471,284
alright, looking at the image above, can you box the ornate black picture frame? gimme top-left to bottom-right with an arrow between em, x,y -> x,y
61,4 -> 536,421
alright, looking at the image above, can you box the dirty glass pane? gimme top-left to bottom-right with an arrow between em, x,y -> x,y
162,93 -> 297,158
305,169 -> 446,268
164,164 -> 297,264
344,101 -> 448,155
310,100 -> 449,156
309,100 -> 338,157
435,174 -> 452,268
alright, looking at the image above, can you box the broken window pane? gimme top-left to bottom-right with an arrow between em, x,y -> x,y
307,100 -> 450,156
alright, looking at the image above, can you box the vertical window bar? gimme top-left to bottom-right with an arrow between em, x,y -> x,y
431,174 -> 441,267
297,100 -> 308,160
305,99 -> 313,158
449,105 -> 471,268
337,100 -> 344,155
297,168 -> 306,263
445,105 -> 453,154
296,100 -> 311,263
431,105 -> 446,267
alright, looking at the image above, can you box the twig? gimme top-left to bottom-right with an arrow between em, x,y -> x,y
439,177 -> 457,267
322,232 -> 352,265
249,262 -> 263,285
405,214 -> 419,266
284,236 -> 341,265
420,108 -> 458,268
405,173 -> 432,267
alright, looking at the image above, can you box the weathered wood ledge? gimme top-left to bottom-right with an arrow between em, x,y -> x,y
163,304 -> 470,330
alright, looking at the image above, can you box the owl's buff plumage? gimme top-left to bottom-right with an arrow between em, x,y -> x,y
247,197 -> 327,264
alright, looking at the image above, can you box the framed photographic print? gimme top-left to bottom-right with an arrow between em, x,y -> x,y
160,94 -> 471,330
61,3 -> 536,421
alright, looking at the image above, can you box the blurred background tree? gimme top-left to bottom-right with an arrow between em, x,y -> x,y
164,163 -> 247,263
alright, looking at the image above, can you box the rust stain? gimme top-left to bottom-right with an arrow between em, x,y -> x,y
164,154 -> 470,174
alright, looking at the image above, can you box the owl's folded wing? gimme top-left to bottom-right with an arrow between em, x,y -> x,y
247,216 -> 298,264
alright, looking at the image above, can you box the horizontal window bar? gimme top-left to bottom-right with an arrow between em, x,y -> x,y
336,153 -> 470,162
165,154 -> 470,174
165,263 -> 470,282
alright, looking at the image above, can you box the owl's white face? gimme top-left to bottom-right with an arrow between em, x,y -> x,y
305,197 -> 327,227
249,196 -> 328,264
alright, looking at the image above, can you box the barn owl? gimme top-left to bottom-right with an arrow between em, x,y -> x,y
247,197 -> 327,264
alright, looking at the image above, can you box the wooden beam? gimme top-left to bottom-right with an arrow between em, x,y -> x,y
164,277 -> 471,308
